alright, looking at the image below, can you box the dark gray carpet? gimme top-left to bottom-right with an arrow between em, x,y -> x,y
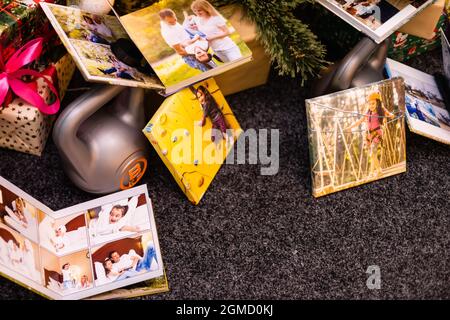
0,49 -> 449,300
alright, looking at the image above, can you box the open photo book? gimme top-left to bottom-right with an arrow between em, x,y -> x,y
40,0 -> 252,95
0,176 -> 167,300
385,30 -> 450,145
316,0 -> 434,43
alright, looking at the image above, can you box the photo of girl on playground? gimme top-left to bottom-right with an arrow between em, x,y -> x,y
306,78 -> 406,197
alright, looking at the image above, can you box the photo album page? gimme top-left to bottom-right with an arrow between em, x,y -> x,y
0,176 -> 164,300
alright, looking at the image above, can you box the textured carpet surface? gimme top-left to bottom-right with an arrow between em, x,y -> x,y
0,49 -> 448,300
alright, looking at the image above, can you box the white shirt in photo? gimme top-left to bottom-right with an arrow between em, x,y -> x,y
8,245 -> 23,265
194,15 -> 236,51
62,269 -> 72,282
51,234 -> 70,252
93,22 -> 113,39
93,196 -> 138,236
111,253 -> 136,273
184,39 -> 209,55
355,3 -> 377,16
160,21 -> 191,47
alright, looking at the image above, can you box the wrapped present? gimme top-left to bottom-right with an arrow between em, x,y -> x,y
215,6 -> 271,96
114,0 -> 154,15
143,78 -> 242,205
398,0 -> 445,40
0,0 -> 67,67
388,11 -> 447,62
0,52 -> 76,156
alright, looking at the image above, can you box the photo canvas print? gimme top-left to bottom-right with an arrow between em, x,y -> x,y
0,177 -> 166,300
386,56 -> 450,145
119,0 -> 253,94
316,0 -> 433,43
306,78 -> 407,197
143,78 -> 242,205
40,3 -> 164,90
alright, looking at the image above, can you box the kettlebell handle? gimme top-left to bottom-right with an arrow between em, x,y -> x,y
53,85 -> 125,178
330,37 -> 387,91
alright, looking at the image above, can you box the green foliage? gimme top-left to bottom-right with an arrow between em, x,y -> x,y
211,0 -> 327,83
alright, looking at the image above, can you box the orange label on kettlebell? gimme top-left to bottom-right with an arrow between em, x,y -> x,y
120,157 -> 148,190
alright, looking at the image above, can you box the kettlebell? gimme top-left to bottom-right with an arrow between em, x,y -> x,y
311,37 -> 389,97
53,85 -> 150,194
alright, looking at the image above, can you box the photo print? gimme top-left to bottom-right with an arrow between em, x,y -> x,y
40,3 -> 164,89
86,193 -> 152,246
306,78 -> 407,197
0,224 -> 41,284
0,185 -> 40,243
38,211 -> 88,256
91,232 -> 161,287
41,248 -> 94,295
386,58 -> 450,144
120,0 -> 252,92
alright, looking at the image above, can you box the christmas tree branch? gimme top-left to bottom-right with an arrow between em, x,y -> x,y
212,0 -> 327,83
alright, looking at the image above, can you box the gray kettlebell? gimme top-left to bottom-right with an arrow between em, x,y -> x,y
53,85 -> 150,194
311,37 -> 389,97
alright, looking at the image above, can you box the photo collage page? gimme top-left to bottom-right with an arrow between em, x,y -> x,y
0,178 -> 163,299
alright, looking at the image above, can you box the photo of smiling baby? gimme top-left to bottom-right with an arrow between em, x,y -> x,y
86,193 -> 152,246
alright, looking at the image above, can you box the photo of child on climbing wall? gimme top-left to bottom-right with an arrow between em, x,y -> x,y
142,78 -> 242,205
305,78 -> 406,197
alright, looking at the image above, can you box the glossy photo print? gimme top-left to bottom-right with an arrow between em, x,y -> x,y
0,185 -> 40,243
86,193 -> 152,247
386,58 -> 450,144
38,211 -> 88,257
143,78 -> 242,205
0,224 -> 41,284
40,3 -> 163,89
120,0 -> 252,93
91,233 -> 161,287
41,248 -> 94,296
306,78 -> 407,197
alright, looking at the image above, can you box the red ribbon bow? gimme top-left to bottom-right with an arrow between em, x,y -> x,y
0,38 -> 60,115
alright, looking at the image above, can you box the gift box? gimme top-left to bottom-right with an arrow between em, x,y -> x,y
114,0 -> 154,15
388,11 -> 447,62
0,0 -> 67,67
0,53 -> 76,156
214,6 -> 271,96
398,0 -> 445,40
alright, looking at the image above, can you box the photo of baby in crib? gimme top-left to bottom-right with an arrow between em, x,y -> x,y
0,225 -> 41,284
0,186 -> 39,243
86,193 -> 152,247
38,212 -> 89,257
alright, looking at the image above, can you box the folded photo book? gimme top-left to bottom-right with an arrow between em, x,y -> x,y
40,0 -> 253,95
0,176 -> 167,300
